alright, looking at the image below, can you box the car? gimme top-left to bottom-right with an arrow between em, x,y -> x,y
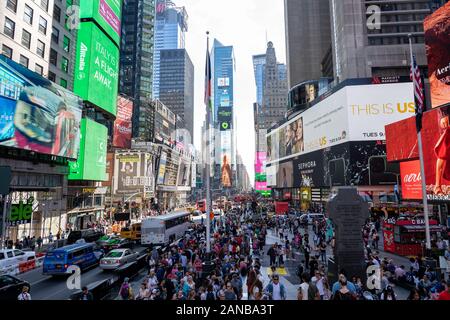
0,249 -> 36,272
299,213 -> 325,225
0,275 -> 30,300
67,229 -> 104,245
96,234 -> 120,247
102,238 -> 134,252
99,249 -> 139,270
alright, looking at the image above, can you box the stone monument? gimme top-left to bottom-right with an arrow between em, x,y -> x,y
327,187 -> 368,282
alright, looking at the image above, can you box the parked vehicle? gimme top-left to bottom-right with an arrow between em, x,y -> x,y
66,229 -> 104,245
0,275 -> 30,300
0,249 -> 36,272
99,249 -> 139,270
96,235 -> 120,247
120,223 -> 141,243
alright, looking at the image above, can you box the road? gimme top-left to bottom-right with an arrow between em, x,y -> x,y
19,246 -> 147,300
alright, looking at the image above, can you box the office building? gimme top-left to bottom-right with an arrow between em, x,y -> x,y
153,0 -> 187,99
159,48 -> 194,143
252,54 -> 266,106
119,0 -> 156,141
284,0 -> 332,87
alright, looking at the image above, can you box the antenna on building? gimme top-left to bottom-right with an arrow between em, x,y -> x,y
265,30 -> 268,46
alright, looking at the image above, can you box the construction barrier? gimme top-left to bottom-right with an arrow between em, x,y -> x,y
18,259 -> 36,274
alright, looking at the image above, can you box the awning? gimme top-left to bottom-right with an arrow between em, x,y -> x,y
401,225 -> 443,233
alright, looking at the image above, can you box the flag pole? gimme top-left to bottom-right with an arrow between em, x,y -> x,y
205,31 -> 211,254
408,34 -> 431,252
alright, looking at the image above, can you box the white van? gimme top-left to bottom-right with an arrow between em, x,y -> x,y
0,249 -> 36,272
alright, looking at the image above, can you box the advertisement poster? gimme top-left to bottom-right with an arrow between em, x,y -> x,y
386,105 -> 450,201
220,131 -> 232,187
276,161 -> 293,188
114,152 -> 154,195
0,56 -> 82,159
385,116 -> 418,162
68,118 -> 107,181
267,82 -> 414,164
157,152 -> 167,185
293,152 -> 325,188
73,22 -> 119,116
400,160 -> 422,200
218,107 -> 232,131
424,2 -> 450,109
113,95 -> 133,148
266,164 -> 277,187
79,0 -> 122,45
177,160 -> 191,186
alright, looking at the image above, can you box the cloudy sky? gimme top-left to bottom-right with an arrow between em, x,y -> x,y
176,0 -> 286,186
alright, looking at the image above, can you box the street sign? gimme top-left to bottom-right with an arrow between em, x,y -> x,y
0,166 -> 11,195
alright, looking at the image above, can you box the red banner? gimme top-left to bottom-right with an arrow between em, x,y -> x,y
400,160 -> 422,200
113,96 -> 133,148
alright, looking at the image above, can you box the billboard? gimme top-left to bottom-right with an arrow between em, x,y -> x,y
0,56 -> 82,159
177,160 -> 191,186
424,2 -> 450,109
73,22 -> 119,116
255,152 -> 266,174
114,151 -> 155,195
79,0 -> 122,46
68,118 -> 107,181
113,96 -> 133,148
221,131 -> 232,187
267,83 -> 414,163
386,105 -> 450,201
164,149 -> 179,186
400,160 -> 422,200
157,152 -> 167,185
218,107 -> 232,131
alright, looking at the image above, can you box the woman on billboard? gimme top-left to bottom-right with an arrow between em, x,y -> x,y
293,117 -> 304,153
221,155 -> 232,187
433,106 -> 450,195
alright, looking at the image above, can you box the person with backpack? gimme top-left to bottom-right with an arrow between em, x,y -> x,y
297,272 -> 320,300
264,274 -> 286,300
267,244 -> 277,267
119,278 -> 134,300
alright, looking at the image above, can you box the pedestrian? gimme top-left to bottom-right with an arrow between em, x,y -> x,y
30,236 -> 36,252
267,244 -> 277,267
79,286 -> 94,300
119,277 -> 133,300
297,272 -> 320,300
136,283 -> 150,300
437,279 -> 450,300
319,241 -> 327,263
332,276 -> 354,300
17,286 -> 31,300
264,274 -> 286,300
48,232 -> 54,243
224,282 -> 237,300
36,236 -> 43,250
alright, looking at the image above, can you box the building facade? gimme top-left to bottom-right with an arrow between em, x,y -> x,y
284,0 -> 332,88
119,0 -> 156,141
159,48 -> 194,143
153,0 -> 187,99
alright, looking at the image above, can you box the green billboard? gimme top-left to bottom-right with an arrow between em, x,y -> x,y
79,0 -> 122,46
69,118 -> 107,181
73,22 -> 119,116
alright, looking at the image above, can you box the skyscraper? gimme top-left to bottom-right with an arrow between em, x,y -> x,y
284,0 -> 332,88
330,0 -> 446,81
159,48 -> 194,143
252,54 -> 266,106
153,0 -> 188,99
119,0 -> 156,141
211,39 -> 235,192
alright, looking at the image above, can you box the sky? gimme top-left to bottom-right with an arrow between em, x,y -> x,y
176,0 -> 286,187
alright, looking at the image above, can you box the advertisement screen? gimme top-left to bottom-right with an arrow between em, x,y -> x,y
266,164 -> 277,187
164,149 -> 179,186
386,105 -> 450,201
424,2 -> 450,109
277,161 -> 294,188
400,160 -> 422,200
113,96 -> 133,148
385,116 -> 419,162
73,22 -> 119,116
221,131 -> 232,187
255,152 -> 266,174
267,82 -> 414,164
157,152 -> 167,185
79,0 -> 122,46
255,181 -> 270,191
0,56 -> 82,159
68,118 -> 107,181
114,152 -> 154,195
218,107 -> 232,131
177,160 -> 191,186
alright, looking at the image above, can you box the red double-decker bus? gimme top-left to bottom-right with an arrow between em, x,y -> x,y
196,199 -> 206,213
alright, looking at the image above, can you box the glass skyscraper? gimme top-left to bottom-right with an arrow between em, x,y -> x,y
153,0 -> 188,99
252,54 -> 266,106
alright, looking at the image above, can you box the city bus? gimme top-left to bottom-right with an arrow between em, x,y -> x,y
141,211 -> 192,246
196,200 -> 206,213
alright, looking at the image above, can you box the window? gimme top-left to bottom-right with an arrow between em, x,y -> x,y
39,16 -> 47,34
19,55 -> 29,68
37,40 -> 45,58
35,64 -> 43,75
2,44 -> 13,59
53,5 -> 61,22
41,0 -> 49,11
24,5 -> 34,25
6,251 -> 13,258
48,71 -> 56,82
21,30 -> 32,49
60,78 -> 67,88
4,17 -> 15,39
61,57 -> 69,73
13,250 -> 24,256
52,26 -> 59,43
63,36 -> 70,52
50,49 -> 57,66
6,0 -> 17,12
0,252 -> 4,260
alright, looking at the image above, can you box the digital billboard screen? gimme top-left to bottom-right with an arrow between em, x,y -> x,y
400,160 -> 422,200
114,151 -> 155,195
79,0 -> 122,46
113,95 -> 133,148
157,152 -> 167,185
424,2 -> 450,109
68,118 -> 107,181
221,131 -> 232,187
74,22 -> 119,116
0,56 -> 82,159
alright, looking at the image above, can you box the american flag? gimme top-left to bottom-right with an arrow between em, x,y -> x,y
410,55 -> 425,132
204,47 -> 212,111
